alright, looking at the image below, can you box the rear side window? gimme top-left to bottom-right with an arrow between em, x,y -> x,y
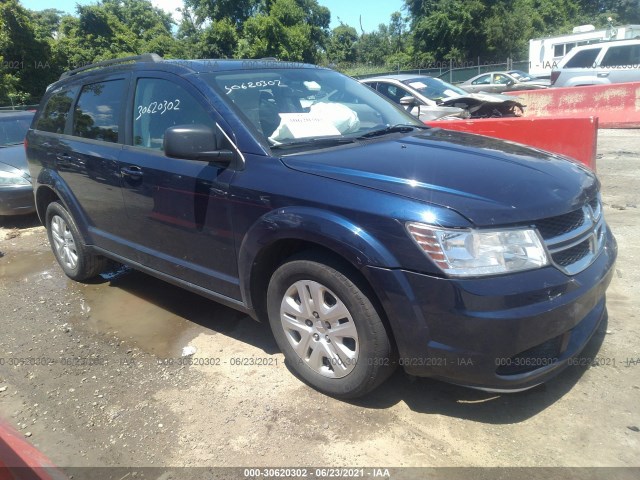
36,89 -> 76,134
133,78 -> 212,150
565,48 -> 600,68
600,45 -> 640,67
72,80 -> 125,143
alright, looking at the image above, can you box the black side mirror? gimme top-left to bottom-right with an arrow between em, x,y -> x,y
163,124 -> 234,164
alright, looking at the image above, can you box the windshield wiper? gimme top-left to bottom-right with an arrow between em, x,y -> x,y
357,124 -> 429,139
270,136 -> 357,150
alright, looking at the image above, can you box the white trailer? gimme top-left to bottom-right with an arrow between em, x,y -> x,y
529,24 -> 640,78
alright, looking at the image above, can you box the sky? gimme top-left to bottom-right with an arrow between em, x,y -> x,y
20,0 -> 406,33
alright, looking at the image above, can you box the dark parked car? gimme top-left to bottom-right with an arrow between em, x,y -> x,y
27,55 -> 616,398
0,110 -> 36,216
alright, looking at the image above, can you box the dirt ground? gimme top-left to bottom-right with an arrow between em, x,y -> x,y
1,130 -> 639,477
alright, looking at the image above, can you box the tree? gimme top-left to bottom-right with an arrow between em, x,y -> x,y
183,0 -> 261,26
326,24 -> 359,64
236,0 -> 330,62
0,0 -> 53,104
29,9 -> 64,40
410,0 -> 487,62
53,0 -> 182,71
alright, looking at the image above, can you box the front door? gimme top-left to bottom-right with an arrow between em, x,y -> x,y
118,74 -> 240,300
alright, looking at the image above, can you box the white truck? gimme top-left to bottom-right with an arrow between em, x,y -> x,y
529,24 -> 640,78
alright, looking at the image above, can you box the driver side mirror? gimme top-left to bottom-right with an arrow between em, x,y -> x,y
400,95 -> 417,107
164,124 -> 234,165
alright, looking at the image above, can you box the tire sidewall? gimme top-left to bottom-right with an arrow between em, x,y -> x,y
267,258 -> 391,398
45,202 -> 85,280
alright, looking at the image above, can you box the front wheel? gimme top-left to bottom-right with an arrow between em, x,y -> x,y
267,255 -> 395,398
45,202 -> 107,281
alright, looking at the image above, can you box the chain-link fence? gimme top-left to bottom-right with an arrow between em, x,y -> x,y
344,58 -> 530,84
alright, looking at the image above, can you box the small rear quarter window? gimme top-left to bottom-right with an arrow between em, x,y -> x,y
36,89 -> 77,134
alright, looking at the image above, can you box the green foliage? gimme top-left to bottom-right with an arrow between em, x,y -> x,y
236,0 -> 329,62
2,0 -> 640,107
0,0 -> 54,104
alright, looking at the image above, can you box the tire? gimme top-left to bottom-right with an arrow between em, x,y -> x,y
45,202 -> 107,281
267,254 -> 396,398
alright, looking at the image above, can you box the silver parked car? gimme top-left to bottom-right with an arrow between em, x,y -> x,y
361,74 -> 525,120
460,71 -> 549,93
551,39 -> 640,87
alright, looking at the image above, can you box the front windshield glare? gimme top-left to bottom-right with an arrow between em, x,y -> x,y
402,77 -> 468,101
203,68 -> 422,146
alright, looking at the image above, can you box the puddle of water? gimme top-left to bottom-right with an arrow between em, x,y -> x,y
0,251 -> 57,280
72,269 -> 237,358
2,251 -> 252,358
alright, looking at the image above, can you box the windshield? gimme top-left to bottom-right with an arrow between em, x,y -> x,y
0,116 -> 31,147
202,68 -> 423,148
401,77 -> 468,102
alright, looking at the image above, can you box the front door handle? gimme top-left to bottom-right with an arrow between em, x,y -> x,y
121,166 -> 143,178
597,72 -> 610,78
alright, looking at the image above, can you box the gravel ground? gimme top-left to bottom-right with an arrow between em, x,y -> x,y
0,130 -> 639,478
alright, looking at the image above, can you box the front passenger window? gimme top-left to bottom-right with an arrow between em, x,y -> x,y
133,78 -> 212,150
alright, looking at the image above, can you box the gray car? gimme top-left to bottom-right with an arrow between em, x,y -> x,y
460,71 -> 549,93
361,75 -> 466,121
361,74 -> 525,119
0,111 -> 36,216
551,39 -> 640,87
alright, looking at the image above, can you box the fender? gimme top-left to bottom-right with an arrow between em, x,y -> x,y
35,168 -> 94,244
237,206 -> 400,309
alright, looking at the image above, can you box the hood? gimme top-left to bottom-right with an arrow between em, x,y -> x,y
281,128 -> 598,226
0,144 -> 29,172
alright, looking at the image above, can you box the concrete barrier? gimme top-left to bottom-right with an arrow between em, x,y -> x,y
506,82 -> 640,128
425,116 -> 598,170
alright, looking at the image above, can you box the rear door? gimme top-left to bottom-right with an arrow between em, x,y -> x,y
117,72 -> 240,299
599,44 -> 640,84
30,75 -> 129,249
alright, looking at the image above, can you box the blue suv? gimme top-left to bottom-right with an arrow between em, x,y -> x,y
26,55 -> 617,398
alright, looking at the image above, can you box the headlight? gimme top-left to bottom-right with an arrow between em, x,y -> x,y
406,222 -> 549,277
0,170 -> 31,186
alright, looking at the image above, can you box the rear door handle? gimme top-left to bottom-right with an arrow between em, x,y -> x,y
597,72 -> 610,78
121,166 -> 143,178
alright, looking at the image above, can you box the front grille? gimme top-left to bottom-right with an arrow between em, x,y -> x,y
533,195 -> 605,275
552,238 -> 591,267
536,209 -> 585,239
496,335 -> 563,376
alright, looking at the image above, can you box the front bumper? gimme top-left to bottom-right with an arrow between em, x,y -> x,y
365,226 -> 617,391
0,185 -> 36,216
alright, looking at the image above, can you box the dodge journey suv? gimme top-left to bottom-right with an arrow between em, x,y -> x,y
27,55 -> 617,398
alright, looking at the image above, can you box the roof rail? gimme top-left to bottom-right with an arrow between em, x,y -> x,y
59,53 -> 163,80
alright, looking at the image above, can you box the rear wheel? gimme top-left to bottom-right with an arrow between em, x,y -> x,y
267,254 -> 395,398
45,202 -> 107,281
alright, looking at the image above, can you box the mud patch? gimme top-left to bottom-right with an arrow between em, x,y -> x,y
0,250 -> 57,282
